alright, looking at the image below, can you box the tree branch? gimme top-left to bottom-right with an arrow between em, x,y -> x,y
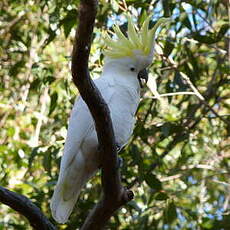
71,0 -> 133,229
0,186 -> 55,230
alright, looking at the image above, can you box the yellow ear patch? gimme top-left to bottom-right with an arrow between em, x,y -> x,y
103,15 -> 170,59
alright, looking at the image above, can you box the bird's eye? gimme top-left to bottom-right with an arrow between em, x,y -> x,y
130,67 -> 135,72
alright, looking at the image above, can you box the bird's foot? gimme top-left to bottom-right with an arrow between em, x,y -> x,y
116,143 -> 122,153
117,156 -> 123,169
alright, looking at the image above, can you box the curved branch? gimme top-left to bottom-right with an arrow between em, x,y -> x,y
0,186 -> 55,230
71,0 -> 133,229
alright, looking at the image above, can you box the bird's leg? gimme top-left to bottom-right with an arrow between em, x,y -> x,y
115,143 -> 123,168
117,156 -> 123,169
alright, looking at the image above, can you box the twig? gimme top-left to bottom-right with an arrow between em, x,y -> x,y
157,50 -> 230,126
212,180 -> 230,187
144,92 -> 196,99
179,72 -> 204,100
127,133 -> 185,189
0,186 -> 55,230
0,11 -> 27,36
71,1 -> 133,229
195,9 -> 215,32
31,87 -> 49,147
179,72 -> 230,125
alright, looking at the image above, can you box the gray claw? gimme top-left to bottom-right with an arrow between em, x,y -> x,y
116,143 -> 122,153
117,157 -> 123,168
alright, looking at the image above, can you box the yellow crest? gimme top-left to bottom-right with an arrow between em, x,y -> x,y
103,15 -> 170,59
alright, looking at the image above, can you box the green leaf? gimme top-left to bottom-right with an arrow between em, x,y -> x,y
9,60 -> 25,76
43,150 -> 52,176
216,23 -> 229,40
200,217 -> 214,229
155,191 -> 168,200
180,11 -> 192,30
164,201 -> 177,224
174,71 -> 187,90
163,40 -> 174,57
60,9 -> 78,38
7,127 -> 15,137
49,92 -> 58,115
29,147 -> 40,169
127,201 -> 142,212
29,79 -> 41,92
43,28 -> 57,47
161,122 -> 170,137
193,23 -> 228,44
192,33 -> 216,44
44,76 -> 55,85
144,173 -> 162,190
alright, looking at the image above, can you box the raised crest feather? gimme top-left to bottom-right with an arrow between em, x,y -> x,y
103,14 -> 170,59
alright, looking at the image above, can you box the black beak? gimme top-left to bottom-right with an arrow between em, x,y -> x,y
138,69 -> 148,88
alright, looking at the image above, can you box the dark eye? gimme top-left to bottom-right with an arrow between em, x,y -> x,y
130,67 -> 135,72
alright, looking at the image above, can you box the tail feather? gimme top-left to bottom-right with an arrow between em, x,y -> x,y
50,182 -> 81,224
50,151 -> 86,224
50,149 -> 98,223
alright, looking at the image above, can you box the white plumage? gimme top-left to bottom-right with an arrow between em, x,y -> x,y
50,15 -> 169,223
50,58 -> 142,223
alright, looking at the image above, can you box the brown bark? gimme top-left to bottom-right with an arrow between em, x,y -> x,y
0,186 -> 55,230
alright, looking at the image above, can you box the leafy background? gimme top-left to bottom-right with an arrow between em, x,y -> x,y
0,0 -> 229,229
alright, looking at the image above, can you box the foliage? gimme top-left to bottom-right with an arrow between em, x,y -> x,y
0,0 -> 229,229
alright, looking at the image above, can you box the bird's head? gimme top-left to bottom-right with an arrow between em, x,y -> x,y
103,15 -> 170,87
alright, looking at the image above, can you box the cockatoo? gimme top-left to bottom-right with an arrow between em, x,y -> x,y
50,15 -> 169,224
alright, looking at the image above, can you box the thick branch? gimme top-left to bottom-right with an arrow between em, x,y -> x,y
71,0 -> 133,229
0,186 -> 55,230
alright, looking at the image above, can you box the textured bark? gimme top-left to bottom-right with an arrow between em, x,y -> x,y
0,186 -> 55,230
71,1 -> 134,229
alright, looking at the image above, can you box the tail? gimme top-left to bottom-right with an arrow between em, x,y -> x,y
50,150 -> 87,224
50,181 -> 82,224
50,149 -> 98,224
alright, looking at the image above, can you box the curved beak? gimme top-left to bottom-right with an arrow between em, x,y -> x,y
138,69 -> 148,88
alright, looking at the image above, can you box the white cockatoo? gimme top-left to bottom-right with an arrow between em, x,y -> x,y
50,15 -> 169,224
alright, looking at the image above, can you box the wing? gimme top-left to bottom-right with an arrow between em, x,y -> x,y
50,77 -> 117,223
58,99 -> 93,180
58,76 -> 116,182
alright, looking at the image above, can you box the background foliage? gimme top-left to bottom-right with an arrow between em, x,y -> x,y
0,0 -> 229,229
